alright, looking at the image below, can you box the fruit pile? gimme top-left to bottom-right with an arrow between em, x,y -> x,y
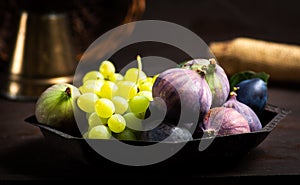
35,56 -> 269,142
77,56 -> 159,140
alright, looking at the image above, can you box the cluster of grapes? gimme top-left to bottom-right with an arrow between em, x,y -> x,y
76,56 -> 158,140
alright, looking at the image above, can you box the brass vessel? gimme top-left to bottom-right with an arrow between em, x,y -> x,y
0,0 -> 145,101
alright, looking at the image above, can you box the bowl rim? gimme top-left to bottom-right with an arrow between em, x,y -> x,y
25,103 -> 291,144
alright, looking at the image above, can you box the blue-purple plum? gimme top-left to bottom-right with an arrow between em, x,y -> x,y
235,78 -> 268,115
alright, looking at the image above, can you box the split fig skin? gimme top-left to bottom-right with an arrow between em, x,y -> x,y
202,107 -> 250,136
223,92 -> 262,132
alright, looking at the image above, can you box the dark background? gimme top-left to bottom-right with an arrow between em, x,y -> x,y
113,0 -> 300,77
142,0 -> 300,45
2,0 -> 300,64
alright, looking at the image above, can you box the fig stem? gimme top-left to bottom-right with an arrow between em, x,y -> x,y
209,58 -> 217,65
230,91 -> 237,96
207,58 -> 217,74
198,65 -> 207,76
65,87 -> 72,98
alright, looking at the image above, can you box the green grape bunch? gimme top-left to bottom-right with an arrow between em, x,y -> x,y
76,55 -> 157,140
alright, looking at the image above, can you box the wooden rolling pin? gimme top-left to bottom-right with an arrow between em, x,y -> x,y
209,37 -> 300,84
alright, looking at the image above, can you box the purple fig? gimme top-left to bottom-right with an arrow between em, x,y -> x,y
152,68 -> 212,125
180,58 -> 209,70
181,58 -> 230,108
140,123 -> 193,143
202,107 -> 250,136
223,91 -> 262,132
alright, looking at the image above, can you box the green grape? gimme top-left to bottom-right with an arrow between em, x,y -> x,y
138,81 -> 152,92
99,60 -> 115,79
99,117 -> 108,125
95,98 -> 115,118
77,93 -> 99,113
112,96 -> 128,115
79,86 -> 85,94
116,128 -> 137,141
139,77 -> 153,85
129,95 -> 150,114
88,112 -> 105,128
88,125 -> 111,139
124,68 -> 147,83
123,112 -> 142,132
134,112 -> 147,120
115,80 -> 138,99
80,79 -> 104,94
107,114 -> 126,133
98,80 -> 118,99
86,112 -> 92,120
137,91 -> 153,101
82,70 -> 104,83
109,73 -> 124,82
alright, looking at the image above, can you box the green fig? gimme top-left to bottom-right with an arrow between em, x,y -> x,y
35,83 -> 81,136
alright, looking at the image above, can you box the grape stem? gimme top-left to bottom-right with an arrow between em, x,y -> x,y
136,55 -> 142,85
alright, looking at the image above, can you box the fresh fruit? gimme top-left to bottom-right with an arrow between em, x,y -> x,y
76,56 -> 153,139
115,80 -> 138,99
229,70 -> 269,91
123,112 -> 143,132
115,128 -> 137,141
35,83 -> 81,136
223,92 -> 262,132
94,98 -> 115,118
107,114 -> 126,133
88,112 -> 105,128
111,96 -> 129,115
98,80 -> 118,99
110,73 -> 124,82
77,93 -> 98,113
152,68 -> 212,124
128,95 -> 150,115
88,125 -> 112,139
140,123 -> 193,143
124,68 -> 147,82
180,58 -> 230,108
79,79 -> 104,94
99,60 -> 116,80
201,107 -> 250,136
235,78 -> 268,115
82,70 -> 104,83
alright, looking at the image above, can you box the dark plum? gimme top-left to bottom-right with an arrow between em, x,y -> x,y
140,123 -> 193,143
235,78 -> 268,115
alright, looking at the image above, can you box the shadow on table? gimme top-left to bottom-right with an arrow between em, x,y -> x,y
0,136 -> 249,180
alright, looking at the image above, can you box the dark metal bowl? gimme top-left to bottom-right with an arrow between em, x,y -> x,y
24,104 -> 290,169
